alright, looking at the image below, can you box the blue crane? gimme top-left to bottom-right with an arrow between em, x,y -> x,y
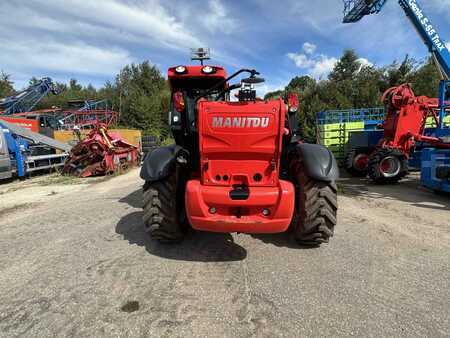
0,77 -> 59,115
342,0 -> 450,129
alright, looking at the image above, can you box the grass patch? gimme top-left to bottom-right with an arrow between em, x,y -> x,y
0,185 -> 23,195
37,174 -> 82,186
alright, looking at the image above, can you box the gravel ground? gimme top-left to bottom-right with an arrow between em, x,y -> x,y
0,169 -> 449,337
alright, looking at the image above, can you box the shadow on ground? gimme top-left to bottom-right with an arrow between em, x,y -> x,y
116,211 -> 247,262
339,174 -> 450,212
250,232 -> 322,249
119,188 -> 143,209
118,188 -> 324,252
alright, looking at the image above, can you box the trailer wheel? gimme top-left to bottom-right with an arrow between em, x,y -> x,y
290,159 -> 338,246
368,148 -> 408,184
142,169 -> 188,243
344,148 -> 369,177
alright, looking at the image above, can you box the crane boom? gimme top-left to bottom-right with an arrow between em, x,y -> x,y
0,77 -> 59,115
398,0 -> 449,80
343,0 -> 449,79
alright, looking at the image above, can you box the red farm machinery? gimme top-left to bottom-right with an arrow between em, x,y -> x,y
0,79 -> 138,179
140,49 -> 339,246
62,123 -> 139,177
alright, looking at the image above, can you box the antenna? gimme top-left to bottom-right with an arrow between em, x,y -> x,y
191,47 -> 211,65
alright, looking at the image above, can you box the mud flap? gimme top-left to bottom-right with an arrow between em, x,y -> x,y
290,143 -> 339,182
140,144 -> 189,182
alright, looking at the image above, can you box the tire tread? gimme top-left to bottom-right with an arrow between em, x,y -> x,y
290,159 -> 338,246
142,174 -> 186,243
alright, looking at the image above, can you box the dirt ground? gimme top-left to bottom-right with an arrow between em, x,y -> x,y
0,169 -> 449,337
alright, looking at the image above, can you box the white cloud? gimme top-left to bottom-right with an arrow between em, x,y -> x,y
287,43 -> 338,79
356,57 -> 373,72
287,53 -> 315,68
302,42 -> 317,55
202,0 -> 236,34
446,42 -> 450,52
309,56 -> 339,78
257,83 -> 285,98
0,0 -> 213,86
0,0 -> 246,80
287,43 -> 375,79
0,0 -> 202,51
287,52 -> 338,79
0,37 -> 134,76
357,58 -> 371,67
287,43 -> 322,68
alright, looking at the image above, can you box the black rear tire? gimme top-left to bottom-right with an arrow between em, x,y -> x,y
368,148 -> 408,184
289,158 -> 338,246
344,148 -> 369,177
142,169 -> 188,243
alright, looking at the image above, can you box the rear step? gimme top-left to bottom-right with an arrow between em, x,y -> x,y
229,185 -> 249,200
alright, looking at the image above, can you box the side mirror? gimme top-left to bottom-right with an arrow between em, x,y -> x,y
241,76 -> 265,84
287,92 -> 299,114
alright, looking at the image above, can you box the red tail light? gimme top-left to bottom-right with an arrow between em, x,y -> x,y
173,91 -> 185,112
287,92 -> 299,113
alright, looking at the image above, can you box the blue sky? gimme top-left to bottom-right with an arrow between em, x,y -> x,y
1,0 -> 449,94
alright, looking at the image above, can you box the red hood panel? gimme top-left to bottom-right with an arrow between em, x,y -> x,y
198,100 -> 285,187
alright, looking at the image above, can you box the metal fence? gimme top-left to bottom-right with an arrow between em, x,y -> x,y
316,108 -> 385,162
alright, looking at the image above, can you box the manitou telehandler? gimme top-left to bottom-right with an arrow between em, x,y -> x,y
140,49 -> 338,246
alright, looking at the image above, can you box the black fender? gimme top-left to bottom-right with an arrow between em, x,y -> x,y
140,144 -> 189,182
290,143 -> 339,182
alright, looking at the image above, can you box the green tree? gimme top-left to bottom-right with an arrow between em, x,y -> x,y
0,72 -> 15,98
32,61 -> 170,137
114,61 -> 169,137
69,79 -> 83,92
408,57 -> 441,97
264,90 -> 283,100
329,49 -> 360,82
286,75 -> 316,92
381,55 -> 415,90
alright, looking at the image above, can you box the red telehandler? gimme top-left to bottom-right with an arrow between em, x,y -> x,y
140,50 -> 339,246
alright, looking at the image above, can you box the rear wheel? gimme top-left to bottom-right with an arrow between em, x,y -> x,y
344,148 -> 369,177
368,148 -> 408,184
289,159 -> 338,246
142,167 -> 188,243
